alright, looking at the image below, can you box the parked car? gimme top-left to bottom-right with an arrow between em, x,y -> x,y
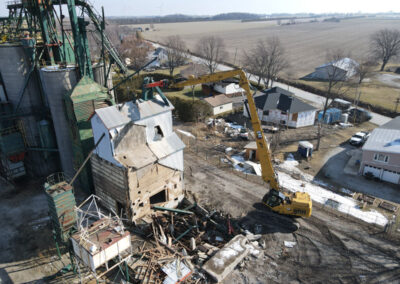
349,131 -> 370,146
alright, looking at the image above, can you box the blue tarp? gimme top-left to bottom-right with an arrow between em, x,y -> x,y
318,108 -> 342,124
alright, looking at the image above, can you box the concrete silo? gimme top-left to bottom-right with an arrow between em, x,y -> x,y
40,65 -> 79,179
0,43 -> 58,178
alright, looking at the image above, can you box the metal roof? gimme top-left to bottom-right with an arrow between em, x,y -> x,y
316,57 -> 358,72
94,94 -> 174,130
95,106 -> 130,130
362,117 -> 400,154
120,95 -> 174,122
68,76 -> 109,103
148,132 -> 185,159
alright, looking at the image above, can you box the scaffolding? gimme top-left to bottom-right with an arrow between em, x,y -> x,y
71,195 -> 132,283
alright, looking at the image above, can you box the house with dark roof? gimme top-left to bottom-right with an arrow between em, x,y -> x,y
360,116 -> 400,184
243,87 -> 317,128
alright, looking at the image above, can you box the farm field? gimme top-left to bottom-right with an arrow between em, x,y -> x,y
128,17 -> 400,112
132,18 -> 400,79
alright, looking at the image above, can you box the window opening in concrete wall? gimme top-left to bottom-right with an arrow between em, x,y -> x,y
150,189 -> 167,204
154,125 -> 164,141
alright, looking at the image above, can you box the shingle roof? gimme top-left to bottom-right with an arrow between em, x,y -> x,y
254,87 -> 316,113
363,116 -> 400,154
203,94 -> 233,107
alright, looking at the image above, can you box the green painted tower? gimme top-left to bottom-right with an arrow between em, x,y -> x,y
64,76 -> 114,193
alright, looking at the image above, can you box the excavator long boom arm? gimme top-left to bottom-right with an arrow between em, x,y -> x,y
171,69 -> 279,190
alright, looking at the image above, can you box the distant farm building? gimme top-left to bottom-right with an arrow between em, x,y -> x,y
304,57 -> 359,81
213,82 -> 245,98
243,87 -> 317,128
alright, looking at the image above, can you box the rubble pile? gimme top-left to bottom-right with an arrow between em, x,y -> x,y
127,199 -> 263,283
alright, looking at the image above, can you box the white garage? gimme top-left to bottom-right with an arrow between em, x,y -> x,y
382,170 -> 400,184
363,165 -> 381,178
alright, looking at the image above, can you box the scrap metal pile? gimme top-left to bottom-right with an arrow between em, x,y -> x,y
127,198 -> 263,283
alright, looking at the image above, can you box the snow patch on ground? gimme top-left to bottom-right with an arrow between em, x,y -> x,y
229,155 -> 388,226
277,171 -> 388,226
177,129 -> 196,138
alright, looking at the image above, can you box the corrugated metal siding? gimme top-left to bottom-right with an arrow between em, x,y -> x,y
40,66 -> 78,178
91,154 -> 128,212
148,133 -> 185,159
45,183 -> 76,242
137,111 -> 173,143
95,106 -> 130,130
159,150 -> 184,171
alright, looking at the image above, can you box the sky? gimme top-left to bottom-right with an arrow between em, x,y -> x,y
0,0 -> 400,17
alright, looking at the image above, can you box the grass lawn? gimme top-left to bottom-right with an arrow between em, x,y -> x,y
295,77 -> 398,112
164,85 -> 206,101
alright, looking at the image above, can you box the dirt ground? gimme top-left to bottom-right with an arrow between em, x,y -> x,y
184,151 -> 400,283
0,177 -> 70,283
1,120 -> 399,283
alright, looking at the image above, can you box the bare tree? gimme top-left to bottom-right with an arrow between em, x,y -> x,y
243,40 -> 268,86
351,60 -> 374,123
196,36 -> 227,74
180,63 -> 208,101
315,49 -> 350,150
266,37 -> 288,87
242,37 -> 288,88
165,35 -> 188,76
370,29 -> 400,71
118,35 -> 150,71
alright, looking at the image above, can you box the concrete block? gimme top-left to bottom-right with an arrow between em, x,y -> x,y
202,235 -> 250,282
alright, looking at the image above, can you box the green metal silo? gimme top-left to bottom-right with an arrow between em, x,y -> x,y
64,76 -> 114,194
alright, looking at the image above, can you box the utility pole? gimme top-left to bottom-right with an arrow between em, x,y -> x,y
395,96 -> 400,113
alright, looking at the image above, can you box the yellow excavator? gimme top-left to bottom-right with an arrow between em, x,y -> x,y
147,69 -> 312,217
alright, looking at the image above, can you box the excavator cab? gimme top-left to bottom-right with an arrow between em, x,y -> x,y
263,189 -> 312,218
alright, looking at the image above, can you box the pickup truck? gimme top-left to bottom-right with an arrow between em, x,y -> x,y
349,131 -> 370,146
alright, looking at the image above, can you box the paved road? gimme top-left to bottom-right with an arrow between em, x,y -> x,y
151,42 -> 392,126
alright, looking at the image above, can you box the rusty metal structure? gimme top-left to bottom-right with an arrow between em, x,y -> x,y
0,0 -> 127,189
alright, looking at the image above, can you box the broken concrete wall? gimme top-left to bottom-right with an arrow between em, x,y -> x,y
202,235 -> 250,282
128,163 -> 184,221
91,154 -> 128,214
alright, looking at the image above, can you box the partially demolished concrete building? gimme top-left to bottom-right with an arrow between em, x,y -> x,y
90,94 -> 185,222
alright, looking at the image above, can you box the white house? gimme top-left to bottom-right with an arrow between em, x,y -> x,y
243,87 -> 317,128
146,47 -> 168,69
214,82 -> 245,97
90,95 -> 186,221
305,57 -> 359,81
360,116 -> 400,184
203,94 -> 233,116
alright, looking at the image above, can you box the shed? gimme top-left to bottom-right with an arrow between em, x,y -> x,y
244,141 -> 259,161
203,94 -> 233,115
298,141 -> 313,158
